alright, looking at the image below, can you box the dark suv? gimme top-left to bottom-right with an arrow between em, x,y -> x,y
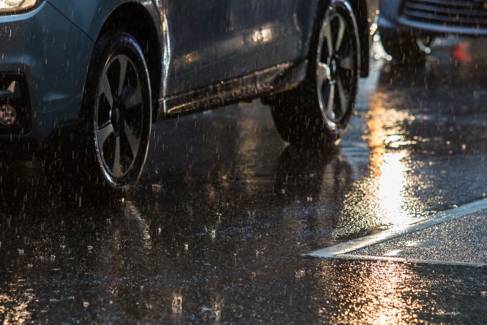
379,0 -> 487,63
0,0 -> 373,191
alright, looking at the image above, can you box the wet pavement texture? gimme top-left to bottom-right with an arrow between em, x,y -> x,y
351,210 -> 487,265
2,39 -> 487,323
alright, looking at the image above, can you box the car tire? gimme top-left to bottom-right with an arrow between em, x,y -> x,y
380,28 -> 429,65
78,32 -> 153,192
268,0 -> 360,147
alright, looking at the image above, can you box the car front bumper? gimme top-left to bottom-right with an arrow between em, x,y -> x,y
379,0 -> 487,38
0,1 -> 94,145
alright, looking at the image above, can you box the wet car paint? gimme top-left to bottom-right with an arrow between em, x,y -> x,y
379,0 -> 487,37
2,0 -> 374,143
43,0 -> 323,108
2,39 -> 487,322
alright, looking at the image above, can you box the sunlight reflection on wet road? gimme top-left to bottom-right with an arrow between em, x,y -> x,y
2,38 -> 487,323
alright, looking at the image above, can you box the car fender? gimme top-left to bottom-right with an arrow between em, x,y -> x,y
47,0 -> 164,42
47,0 -> 171,109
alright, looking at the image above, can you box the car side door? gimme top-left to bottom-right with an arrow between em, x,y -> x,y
165,0 -> 318,96
225,0 -> 317,73
166,0 -> 238,95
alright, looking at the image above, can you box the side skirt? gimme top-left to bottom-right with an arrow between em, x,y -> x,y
157,60 -> 308,119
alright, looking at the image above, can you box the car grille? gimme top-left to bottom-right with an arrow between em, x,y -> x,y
401,0 -> 487,29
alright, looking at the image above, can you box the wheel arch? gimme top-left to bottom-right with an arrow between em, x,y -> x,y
347,0 -> 371,77
48,0 -> 167,116
94,2 -> 163,109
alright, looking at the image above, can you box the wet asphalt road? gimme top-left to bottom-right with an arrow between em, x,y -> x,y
2,40 -> 487,323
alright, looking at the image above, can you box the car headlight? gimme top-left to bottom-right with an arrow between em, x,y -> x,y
0,0 -> 37,14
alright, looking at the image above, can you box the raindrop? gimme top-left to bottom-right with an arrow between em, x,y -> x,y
184,243 -> 189,251
250,272 -> 257,280
295,270 -> 306,279
18,249 -> 24,256
83,301 -> 90,308
385,249 -> 402,256
87,245 -> 93,252
172,294 -> 183,314
214,302 -> 222,321
405,241 -> 419,247
152,184 -> 162,193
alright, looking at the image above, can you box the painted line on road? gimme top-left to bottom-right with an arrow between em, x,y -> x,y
328,254 -> 487,268
307,197 -> 487,259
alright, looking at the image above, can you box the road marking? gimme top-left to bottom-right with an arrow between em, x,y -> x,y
307,197 -> 487,259
325,254 -> 487,268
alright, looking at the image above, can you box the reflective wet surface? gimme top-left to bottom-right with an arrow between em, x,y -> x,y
2,39 -> 487,323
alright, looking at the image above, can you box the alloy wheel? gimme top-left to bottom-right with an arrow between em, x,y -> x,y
94,54 -> 147,185
316,6 -> 359,130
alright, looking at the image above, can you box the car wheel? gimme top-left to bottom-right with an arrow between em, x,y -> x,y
269,1 -> 360,147
380,28 -> 430,65
81,32 -> 152,192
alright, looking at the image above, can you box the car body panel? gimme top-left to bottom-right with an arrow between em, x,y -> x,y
166,0 -> 315,95
48,0 -> 319,96
378,0 -> 401,22
0,0 -> 372,144
379,0 -> 487,37
0,2 -> 94,140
